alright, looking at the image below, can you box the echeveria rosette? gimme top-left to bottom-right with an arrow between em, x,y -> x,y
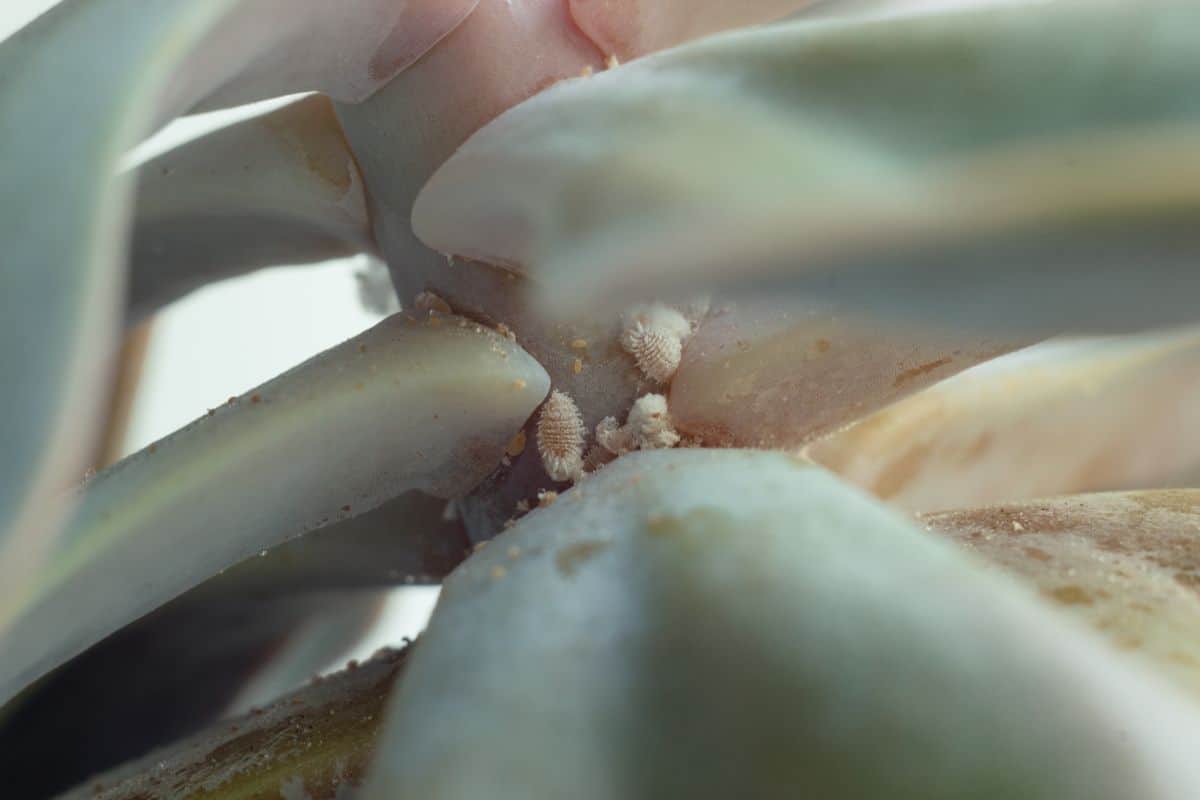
4,1 -> 1200,798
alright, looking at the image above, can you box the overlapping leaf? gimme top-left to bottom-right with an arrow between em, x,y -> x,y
190,0 -> 480,111
58,647 -> 412,800
1,588 -> 381,798
414,0 -> 1200,331
0,0 -> 480,637
367,450 -> 1200,799
567,0 -> 817,61
809,329 -> 1200,512
0,314 -> 549,707
1,490 -> 463,795
128,95 -> 374,323
672,299 -> 1029,447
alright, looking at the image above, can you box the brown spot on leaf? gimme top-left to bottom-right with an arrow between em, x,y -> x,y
1023,546 -> 1053,562
1049,586 -> 1093,606
893,357 -> 953,388
556,540 -> 610,577
1175,572 -> 1200,591
872,443 -> 934,499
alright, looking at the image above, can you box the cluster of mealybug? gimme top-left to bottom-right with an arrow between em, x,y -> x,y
535,303 -> 694,486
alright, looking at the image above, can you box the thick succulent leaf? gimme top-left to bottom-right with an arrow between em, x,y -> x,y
59,647 -> 411,800
567,0 -> 816,61
367,450 -> 1200,799
0,0 -> 475,639
673,299 -> 1027,447
924,491 -> 1200,701
191,491 -> 471,598
2,492 -> 462,796
0,314 -> 549,708
414,0 -> 1200,331
338,0 -> 851,315
222,591 -> 386,716
808,329 -> 1200,512
0,0 -> 236,676
190,0 -> 481,111
798,0 -> 1017,20
128,95 -> 373,324
0,589 -> 381,799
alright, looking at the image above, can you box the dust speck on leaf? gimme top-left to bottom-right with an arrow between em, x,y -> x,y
556,540 -> 610,577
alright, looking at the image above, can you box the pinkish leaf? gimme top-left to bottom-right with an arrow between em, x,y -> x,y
809,331 -> 1200,512
567,0 -> 817,61
671,299 -> 1029,447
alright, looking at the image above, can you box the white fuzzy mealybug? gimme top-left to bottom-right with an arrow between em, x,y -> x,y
620,303 -> 692,384
537,390 -> 586,482
594,394 -> 680,460
626,394 -> 680,450
595,415 -> 635,456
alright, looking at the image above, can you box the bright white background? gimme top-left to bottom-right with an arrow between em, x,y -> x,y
2,1 -> 438,672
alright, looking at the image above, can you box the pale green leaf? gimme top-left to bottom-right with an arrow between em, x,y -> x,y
128,95 -> 374,323
0,314 -> 549,707
0,0 -> 242,683
413,0 -> 1200,331
567,0 -> 817,61
367,450 -> 1200,799
0,0 -> 478,640
0,588 -> 381,797
57,647 -> 411,800
191,491 -> 470,598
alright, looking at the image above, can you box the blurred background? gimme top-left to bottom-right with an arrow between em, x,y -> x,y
1,0 -> 438,671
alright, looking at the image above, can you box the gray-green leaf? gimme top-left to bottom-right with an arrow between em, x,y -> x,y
367,449 -> 1200,799
0,314 -> 548,708
413,0 -> 1200,332
128,95 -> 375,324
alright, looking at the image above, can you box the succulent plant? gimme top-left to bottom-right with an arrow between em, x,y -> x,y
5,0 -> 1200,797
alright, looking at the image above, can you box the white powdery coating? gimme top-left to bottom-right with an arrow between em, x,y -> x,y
594,395 -> 680,459
537,390 -> 586,482
626,394 -> 680,450
595,416 -> 635,456
620,303 -> 692,384
413,290 -> 452,314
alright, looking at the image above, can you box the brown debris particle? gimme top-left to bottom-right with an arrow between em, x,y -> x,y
893,357 -> 953,388
1049,585 -> 1094,606
506,430 -> 528,457
414,291 -> 452,314
556,540 -> 610,577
